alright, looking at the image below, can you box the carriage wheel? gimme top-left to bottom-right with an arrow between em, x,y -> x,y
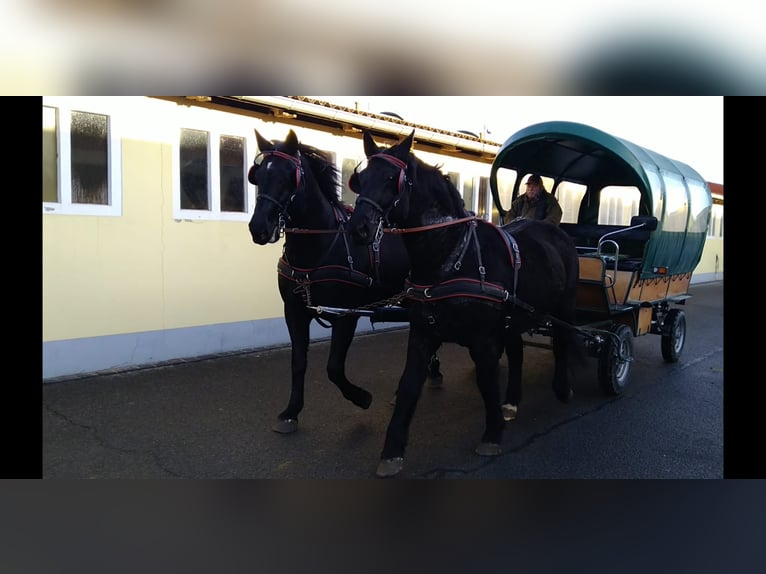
661,308 -> 686,363
597,323 -> 634,396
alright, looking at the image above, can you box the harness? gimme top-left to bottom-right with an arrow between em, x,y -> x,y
357,151 -> 537,314
278,205 -> 392,308
402,219 -> 532,312
256,150 -> 390,314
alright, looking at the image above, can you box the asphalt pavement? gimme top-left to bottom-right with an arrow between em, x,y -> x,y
42,281 -> 725,479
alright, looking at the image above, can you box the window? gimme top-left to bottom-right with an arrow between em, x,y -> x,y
42,97 -> 123,216
476,176 -> 491,220
489,167 -> 517,224
462,177 -> 475,214
447,171 -> 459,190
220,135 -> 246,212
180,128 -> 210,210
173,118 -> 255,221
557,181 -> 587,224
598,186 -> 640,225
342,156 -> 364,206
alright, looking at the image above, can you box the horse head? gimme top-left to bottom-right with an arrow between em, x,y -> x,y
248,129 -> 305,245
348,130 -> 415,245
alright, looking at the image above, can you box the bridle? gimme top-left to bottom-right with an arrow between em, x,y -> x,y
254,149 -> 304,239
352,152 -> 414,247
354,153 -> 411,218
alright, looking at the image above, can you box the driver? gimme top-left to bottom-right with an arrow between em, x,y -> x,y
507,174 -> 562,226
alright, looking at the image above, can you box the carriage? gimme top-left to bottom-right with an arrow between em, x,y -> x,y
254,123 -> 713,477
489,120 -> 713,395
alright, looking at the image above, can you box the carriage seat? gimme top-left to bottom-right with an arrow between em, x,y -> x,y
560,216 -> 656,266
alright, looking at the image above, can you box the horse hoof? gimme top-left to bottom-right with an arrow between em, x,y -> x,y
475,442 -> 502,456
272,418 -> 298,434
376,457 -> 404,477
426,375 -> 444,389
502,403 -> 518,421
351,390 -> 372,410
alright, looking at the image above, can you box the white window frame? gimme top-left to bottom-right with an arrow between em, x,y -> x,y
42,96 -> 123,217
172,106 -> 257,222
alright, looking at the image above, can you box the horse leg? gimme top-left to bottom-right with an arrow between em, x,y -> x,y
273,303 -> 311,434
326,315 -> 372,409
377,328 -> 438,477
502,333 -> 523,421
469,342 -> 505,455
551,325 -> 574,403
389,347 -> 442,407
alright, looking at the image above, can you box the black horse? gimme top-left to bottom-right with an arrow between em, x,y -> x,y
348,130 -> 582,477
248,129 -> 442,434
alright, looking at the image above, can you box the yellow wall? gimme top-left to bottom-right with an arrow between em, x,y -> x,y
697,237 -> 724,278
43,137 -> 284,342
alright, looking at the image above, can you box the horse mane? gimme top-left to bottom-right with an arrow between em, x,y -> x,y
412,156 -> 467,215
295,143 -> 343,209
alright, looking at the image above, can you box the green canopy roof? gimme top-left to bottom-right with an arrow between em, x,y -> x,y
489,121 -> 712,276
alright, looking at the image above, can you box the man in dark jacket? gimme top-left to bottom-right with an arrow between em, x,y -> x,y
507,174 -> 563,225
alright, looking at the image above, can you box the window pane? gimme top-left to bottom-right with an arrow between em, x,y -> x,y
180,128 -> 209,210
598,186 -> 640,225
219,135 -> 245,212
42,106 -> 58,203
495,168 -> 516,211
325,150 -> 338,201
462,178 -> 475,214
71,111 -> 108,205
342,157 -> 358,206
477,176 -> 489,220
494,167 -> 517,223
557,181 -> 587,224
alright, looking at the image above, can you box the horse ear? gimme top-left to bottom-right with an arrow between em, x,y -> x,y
255,129 -> 273,152
390,129 -> 415,161
281,129 -> 299,156
285,129 -> 299,147
400,130 -> 415,153
363,130 -> 379,158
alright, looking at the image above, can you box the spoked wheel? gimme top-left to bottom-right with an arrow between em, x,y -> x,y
597,323 -> 634,396
661,308 -> 686,363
